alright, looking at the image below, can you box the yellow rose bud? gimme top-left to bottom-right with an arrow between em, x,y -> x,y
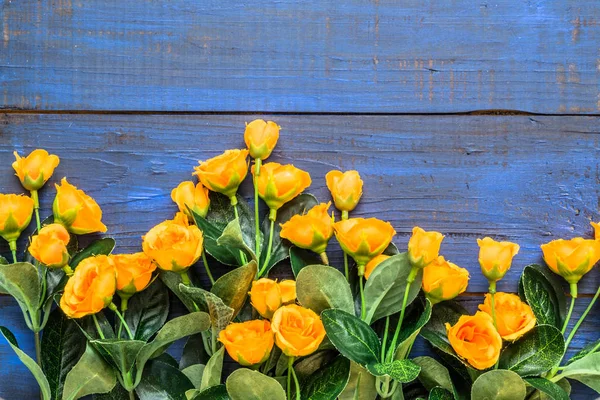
53,178 -> 107,235
0,194 -> 34,245
408,227 -> 444,269
219,320 -> 275,366
446,311 -> 502,370
477,237 -> 520,282
478,292 -> 536,341
28,223 -> 70,268
541,238 -> 600,285
193,149 -> 249,200
142,218 -> 203,273
364,254 -> 390,280
591,222 -> 600,241
12,149 -> 60,191
271,304 -> 325,357
333,218 -> 396,272
325,170 -> 363,213
244,119 -> 280,160
279,202 -> 333,255
422,256 -> 469,305
111,253 -> 157,299
171,181 -> 210,219
60,255 -> 116,319
253,163 -> 312,214
250,278 -> 282,319
279,280 -> 296,304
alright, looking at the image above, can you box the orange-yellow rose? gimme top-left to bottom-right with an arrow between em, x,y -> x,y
279,280 -> 296,304
325,170 -> 363,213
142,218 -> 203,273
219,320 -> 275,366
422,256 -> 469,305
271,304 -> 325,357
53,178 -> 107,235
12,149 -> 60,191
541,237 -> 600,285
111,253 -> 157,300
280,202 -> 333,254
171,181 -> 210,219
364,254 -> 390,280
477,237 -> 520,282
446,311 -> 502,370
408,227 -> 444,269
250,278 -> 282,319
28,223 -> 70,268
0,194 -> 34,245
333,218 -> 396,272
193,149 -> 249,200
591,222 -> 600,241
478,292 -> 536,341
60,255 -> 116,319
253,163 -> 312,215
244,119 -> 280,160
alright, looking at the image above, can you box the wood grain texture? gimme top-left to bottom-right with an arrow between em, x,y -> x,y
1,1 -> 600,113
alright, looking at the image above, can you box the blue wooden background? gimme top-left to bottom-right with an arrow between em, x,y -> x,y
1,1 -> 599,399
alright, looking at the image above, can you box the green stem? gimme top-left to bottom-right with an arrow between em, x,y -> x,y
211,325 -> 218,354
359,274 -> 366,321
561,284 -> 577,335
386,267 -> 418,362
202,250 -> 215,285
548,283 -> 579,378
31,190 -> 41,230
117,310 -> 125,339
259,216 -> 276,277
343,253 -> 349,281
180,271 -> 201,312
34,332 -> 41,368
231,199 -> 248,265
118,297 -> 129,339
129,390 -> 135,400
381,316 -> 390,361
92,314 -> 105,340
320,252 -> 329,265
9,240 -> 17,263
489,281 -> 499,369
287,356 -> 294,400
291,363 -> 301,400
254,159 -> 262,259
110,304 -> 133,340
564,285 -> 598,350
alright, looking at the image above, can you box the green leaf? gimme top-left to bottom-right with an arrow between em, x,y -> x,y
63,343 -> 117,400
206,193 -> 258,254
182,364 -> 205,389
135,356 -> 194,400
293,350 -> 337,381
0,326 -> 52,400
558,352 -> 600,393
498,325 -> 564,377
200,347 -> 224,391
124,279 -> 169,341
180,284 -> 234,335
211,261 -> 257,318
363,253 -> 423,324
226,368 -> 287,400
217,219 -> 257,264
296,264 -> 355,315
259,193 -> 319,275
366,359 -> 420,383
524,377 -> 570,400
338,361 -> 377,400
159,271 -> 200,313
70,238 -> 116,268
521,265 -> 566,329
187,384 -> 230,400
192,212 -> 239,266
93,383 -> 130,400
41,308 -> 87,400
412,356 -> 454,394
76,311 -> 116,341
471,370 -> 526,400
321,309 -> 381,366
428,387 -> 454,400
290,246 -> 321,278
180,334 -> 210,369
301,356 -> 351,400
90,339 -> 146,378
565,338 -> 599,365
0,262 -> 41,327
394,299 -> 432,360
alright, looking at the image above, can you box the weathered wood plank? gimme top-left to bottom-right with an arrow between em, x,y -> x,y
1,1 -> 599,113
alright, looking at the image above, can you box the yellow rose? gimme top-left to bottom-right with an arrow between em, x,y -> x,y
193,149 -> 249,200
244,119 -> 280,160
253,163 -> 312,215
0,194 -> 34,246
142,218 -> 203,273
219,320 -> 275,366
325,170 -> 363,213
12,149 -> 60,191
541,237 -> 600,285
279,280 -> 296,304
408,227 -> 444,269
279,202 -> 333,255
60,255 -> 116,319
171,181 -> 210,219
478,292 -> 536,341
271,304 -> 325,357
477,237 -> 520,282
422,256 -> 469,305
111,253 -> 157,300
333,218 -> 396,272
28,223 -> 70,268
446,312 -> 502,370
364,254 -> 390,280
53,178 -> 107,235
250,278 -> 282,319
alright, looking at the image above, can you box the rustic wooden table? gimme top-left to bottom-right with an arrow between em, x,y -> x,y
1,1 -> 599,398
